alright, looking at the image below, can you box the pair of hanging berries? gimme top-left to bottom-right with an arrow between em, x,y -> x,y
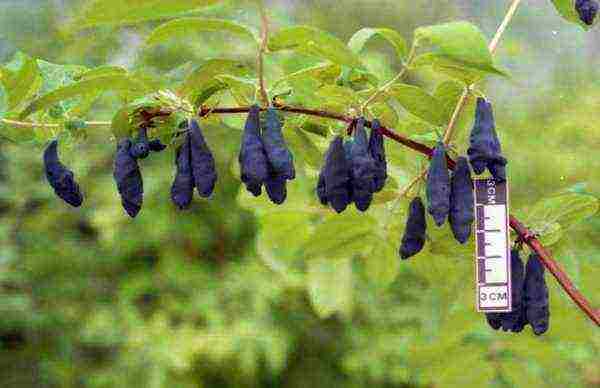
170,119 -> 218,210
468,97 -> 507,183
113,128 -> 167,217
576,0 -> 599,25
427,151 -> 475,242
239,105 -> 295,204
486,251 -> 550,335
317,118 -> 387,213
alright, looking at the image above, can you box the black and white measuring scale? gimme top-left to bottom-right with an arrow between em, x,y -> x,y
474,178 -> 512,313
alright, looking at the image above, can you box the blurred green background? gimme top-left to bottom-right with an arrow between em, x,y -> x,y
0,0 -> 599,387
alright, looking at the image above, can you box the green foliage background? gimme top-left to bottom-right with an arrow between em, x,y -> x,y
0,0 -> 599,387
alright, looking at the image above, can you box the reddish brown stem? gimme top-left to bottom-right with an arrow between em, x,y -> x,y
168,104 -> 600,326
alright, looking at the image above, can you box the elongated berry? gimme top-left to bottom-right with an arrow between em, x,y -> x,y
467,98 -> 507,182
369,119 -> 387,193
449,157 -> 474,244
316,171 -> 328,205
239,105 -> 269,196
524,253 -> 550,336
485,249 -> 528,333
399,197 -> 427,260
323,136 -> 351,213
43,140 -> 83,207
262,108 -> 295,205
263,108 -> 295,180
265,175 -> 287,205
188,119 -> 217,198
113,139 -> 143,217
576,0 -> 599,25
350,118 -> 376,212
426,142 -> 450,226
170,135 -> 194,210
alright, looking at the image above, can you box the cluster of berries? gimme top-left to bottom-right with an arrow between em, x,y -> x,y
316,118 -> 387,213
486,251 -> 550,336
400,97 -> 506,259
239,105 -> 295,204
44,105 -> 298,215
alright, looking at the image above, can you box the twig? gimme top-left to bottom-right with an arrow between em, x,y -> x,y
1,119 -> 59,128
489,0 -> 523,55
1,118 -> 111,128
257,1 -> 270,107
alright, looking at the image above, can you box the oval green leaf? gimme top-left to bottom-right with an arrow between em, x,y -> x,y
307,256 -> 354,319
269,26 -> 364,69
19,75 -> 150,119
348,27 -> 408,60
146,17 -> 257,46
414,22 -> 506,77
71,0 -> 222,30
387,84 -> 446,126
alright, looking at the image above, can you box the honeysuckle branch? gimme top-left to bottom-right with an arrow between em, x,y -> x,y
194,103 -> 600,326
257,1 -> 270,107
361,43 -> 418,113
5,0 -> 593,326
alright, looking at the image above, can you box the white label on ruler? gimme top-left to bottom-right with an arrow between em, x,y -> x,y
474,179 -> 511,312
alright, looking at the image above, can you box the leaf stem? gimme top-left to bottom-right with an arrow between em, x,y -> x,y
257,1 -> 270,107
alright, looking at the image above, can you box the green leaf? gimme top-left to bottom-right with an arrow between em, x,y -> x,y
316,85 -> 361,108
414,22 -> 505,77
0,54 -> 40,110
361,240 -> 399,287
433,80 -> 466,124
536,222 -> 564,247
303,213 -> 377,259
146,17 -> 257,46
71,0 -> 222,29
307,257 -> 354,319
551,0 -> 591,29
20,75 -> 149,119
215,75 -> 256,106
269,26 -> 364,68
526,193 -> 599,243
283,118 -> 323,169
271,63 -> 341,91
111,106 -> 132,140
180,59 -> 250,99
36,60 -> 88,94
259,210 -> 312,259
348,27 -> 408,60
387,84 -> 445,126
412,53 -> 487,84
74,66 -> 127,81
